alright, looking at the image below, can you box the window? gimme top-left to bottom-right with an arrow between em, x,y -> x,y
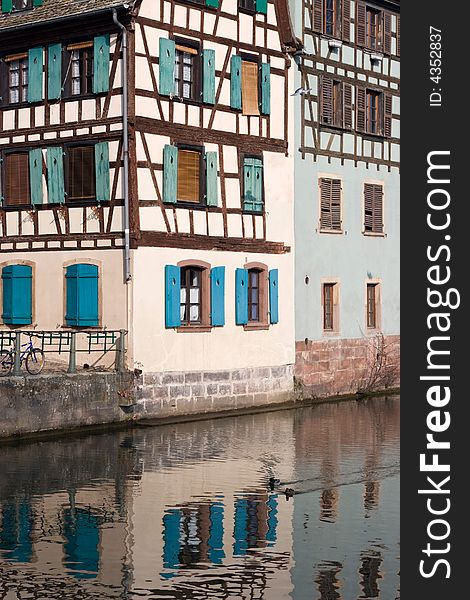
177,148 -> 203,204
3,152 -> 30,207
364,183 -> 383,234
11,0 -> 33,12
324,0 -> 336,35
65,145 -> 96,202
235,265 -> 278,328
319,177 -> 341,231
180,266 -> 202,325
1,264 -> 33,326
367,283 -> 378,328
366,89 -> 380,135
174,42 -> 200,101
63,42 -> 93,98
243,157 -> 264,213
320,78 -> 352,129
7,55 -> 28,104
65,263 -> 99,327
366,7 -> 381,50
313,0 -> 350,40
241,59 -> 259,116
239,0 -> 256,12
322,281 -> 339,333
230,55 -> 270,115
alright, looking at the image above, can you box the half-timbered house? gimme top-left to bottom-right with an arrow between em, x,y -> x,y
291,0 -> 400,396
0,0 -> 298,413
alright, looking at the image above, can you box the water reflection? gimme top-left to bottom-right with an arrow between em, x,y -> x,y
0,396 -> 399,599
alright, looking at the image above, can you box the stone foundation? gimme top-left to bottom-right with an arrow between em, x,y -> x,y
135,364 -> 295,419
295,335 -> 400,398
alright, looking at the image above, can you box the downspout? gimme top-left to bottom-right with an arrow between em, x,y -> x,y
112,8 -> 131,283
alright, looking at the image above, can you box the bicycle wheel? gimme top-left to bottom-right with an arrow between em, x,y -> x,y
26,348 -> 45,375
0,350 -> 13,376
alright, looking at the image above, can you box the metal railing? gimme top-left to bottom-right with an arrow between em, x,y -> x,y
0,329 -> 127,376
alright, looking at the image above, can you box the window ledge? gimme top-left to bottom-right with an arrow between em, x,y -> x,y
243,323 -> 270,331
318,228 -> 344,235
322,330 -> 340,337
363,231 -> 386,238
319,124 -> 352,135
327,38 -> 343,49
177,325 -> 212,333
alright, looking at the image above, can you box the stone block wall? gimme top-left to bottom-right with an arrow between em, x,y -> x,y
294,335 -> 400,398
134,364 -> 295,419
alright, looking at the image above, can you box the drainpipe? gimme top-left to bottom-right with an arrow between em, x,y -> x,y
112,8 -> 131,283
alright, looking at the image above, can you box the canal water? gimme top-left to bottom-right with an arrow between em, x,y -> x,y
0,396 -> 399,599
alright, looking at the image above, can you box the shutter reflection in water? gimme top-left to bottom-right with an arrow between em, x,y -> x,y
0,396 -> 400,599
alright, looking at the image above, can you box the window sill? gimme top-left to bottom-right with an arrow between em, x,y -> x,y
318,228 -> 343,235
243,323 -> 269,331
322,330 -> 340,337
60,93 -> 98,102
319,124 -> 352,134
2,204 -> 33,211
177,325 -> 212,333
363,231 -> 386,238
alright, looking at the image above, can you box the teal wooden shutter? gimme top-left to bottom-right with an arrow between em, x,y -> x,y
253,159 -> 264,212
202,49 -> 215,104
159,38 -> 176,96
1,0 -> 12,14
269,269 -> 279,324
28,47 -> 43,103
29,149 -> 43,206
95,142 -> 110,202
47,147 -> 65,204
260,63 -> 270,115
235,268 -> 248,325
230,55 -> 242,110
205,151 -> 218,207
66,264 -> 99,327
93,34 -> 110,94
33,0 -> 43,5
210,266 -> 225,327
1,265 -> 32,325
163,144 -> 178,203
165,265 -> 181,328
243,158 -> 263,212
256,0 -> 268,14
47,43 -> 62,100
205,0 -> 219,6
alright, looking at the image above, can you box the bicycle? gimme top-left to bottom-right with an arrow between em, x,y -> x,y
0,334 -> 45,376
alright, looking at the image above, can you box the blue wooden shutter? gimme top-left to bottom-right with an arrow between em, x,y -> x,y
47,43 -> 62,100
243,158 -> 255,212
206,151 -> 218,207
202,49 -> 215,104
1,0 -> 12,13
66,264 -> 99,327
256,0 -> 268,14
165,265 -> 181,328
95,142 -> 110,202
235,268 -> 248,325
47,147 -> 65,204
159,38 -> 176,96
33,0 -> 43,6
1,265 -> 32,325
230,55 -> 242,110
205,0 -> 219,7
29,149 -> 43,206
260,63 -> 270,115
28,47 -> 43,103
253,159 -> 264,212
210,266 -> 225,327
93,34 -> 110,94
163,145 -> 178,204
269,269 -> 279,324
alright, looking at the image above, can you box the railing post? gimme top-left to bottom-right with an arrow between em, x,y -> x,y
68,331 -> 77,374
13,331 -> 21,376
116,329 -> 126,372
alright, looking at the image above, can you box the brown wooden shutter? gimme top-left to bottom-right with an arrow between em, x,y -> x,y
384,93 -> 392,137
313,0 -> 324,33
66,146 -> 96,201
5,153 -> 30,206
331,178 -> 341,229
343,83 -> 352,129
383,12 -> 392,54
364,183 -> 374,231
177,149 -> 201,203
241,60 -> 260,116
320,177 -> 332,229
373,185 -> 383,232
396,15 -> 400,56
356,87 -> 366,132
356,0 -> 366,46
342,0 -> 351,42
0,62 -> 8,107
321,77 -> 333,125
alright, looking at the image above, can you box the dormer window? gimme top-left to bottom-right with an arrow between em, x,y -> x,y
12,0 -> 33,12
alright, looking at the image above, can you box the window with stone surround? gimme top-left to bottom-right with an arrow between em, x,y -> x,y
363,182 -> 384,234
366,281 -> 381,330
319,177 -> 342,232
322,281 -> 340,334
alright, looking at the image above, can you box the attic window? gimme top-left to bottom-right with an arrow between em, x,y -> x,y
12,0 -> 33,12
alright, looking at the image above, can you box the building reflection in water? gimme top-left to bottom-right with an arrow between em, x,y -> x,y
0,397 -> 399,599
